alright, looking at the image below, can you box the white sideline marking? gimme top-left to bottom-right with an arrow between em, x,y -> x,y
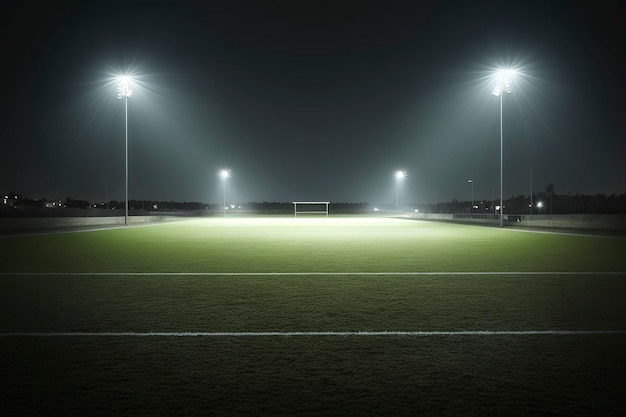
1,330 -> 625,337
2,271 -> 625,277
0,220 -> 178,238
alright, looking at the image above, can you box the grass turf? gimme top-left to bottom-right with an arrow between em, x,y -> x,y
1,217 -> 625,416
2,217 -> 625,273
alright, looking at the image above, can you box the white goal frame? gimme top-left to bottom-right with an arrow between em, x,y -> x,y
292,202 -> 330,217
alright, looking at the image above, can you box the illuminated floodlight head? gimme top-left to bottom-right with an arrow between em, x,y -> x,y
219,169 -> 230,179
116,75 -> 133,99
395,170 -> 405,180
492,68 -> 517,96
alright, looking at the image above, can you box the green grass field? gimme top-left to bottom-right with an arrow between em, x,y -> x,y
1,217 -> 625,416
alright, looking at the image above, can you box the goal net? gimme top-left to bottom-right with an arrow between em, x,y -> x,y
292,202 -> 330,217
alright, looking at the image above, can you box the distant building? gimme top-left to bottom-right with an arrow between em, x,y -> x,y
3,194 -> 18,207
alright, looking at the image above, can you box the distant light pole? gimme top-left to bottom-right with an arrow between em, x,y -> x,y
394,170 -> 405,210
492,68 -> 516,227
529,169 -> 533,215
467,179 -> 474,214
219,169 -> 230,216
116,76 -> 132,225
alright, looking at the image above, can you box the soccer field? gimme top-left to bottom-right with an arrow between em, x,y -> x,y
1,217 -> 625,416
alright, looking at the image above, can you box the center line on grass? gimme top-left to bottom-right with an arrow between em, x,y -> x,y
2,271 -> 626,276
1,330 -> 625,337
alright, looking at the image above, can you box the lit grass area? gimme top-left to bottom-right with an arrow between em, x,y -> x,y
1,217 -> 626,273
1,217 -> 625,416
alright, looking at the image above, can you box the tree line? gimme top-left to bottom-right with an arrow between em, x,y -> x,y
2,187 -> 626,215
427,185 -> 626,215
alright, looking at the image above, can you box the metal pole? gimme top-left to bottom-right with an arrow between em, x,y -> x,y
396,179 -> 399,210
470,181 -> 474,214
499,93 -> 503,227
530,168 -> 533,215
223,177 -> 226,217
468,180 -> 473,214
125,96 -> 128,226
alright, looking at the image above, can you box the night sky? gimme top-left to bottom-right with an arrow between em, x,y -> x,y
2,1 -> 624,206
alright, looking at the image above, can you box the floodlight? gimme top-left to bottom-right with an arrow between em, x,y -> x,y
116,76 -> 133,99
492,69 -> 516,96
394,170 -> 406,210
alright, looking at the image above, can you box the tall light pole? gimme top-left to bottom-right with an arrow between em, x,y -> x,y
492,69 -> 515,227
394,170 -> 405,210
467,179 -> 473,214
117,76 -> 132,225
220,169 -> 230,216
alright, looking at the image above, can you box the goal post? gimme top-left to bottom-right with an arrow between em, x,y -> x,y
292,202 -> 330,217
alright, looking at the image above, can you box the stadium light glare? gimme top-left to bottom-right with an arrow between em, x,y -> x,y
116,75 -> 133,225
536,201 -> 543,213
394,170 -> 405,210
491,67 -> 518,227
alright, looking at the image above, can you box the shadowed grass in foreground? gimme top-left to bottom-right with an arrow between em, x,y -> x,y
3,336 -> 625,417
1,274 -> 625,333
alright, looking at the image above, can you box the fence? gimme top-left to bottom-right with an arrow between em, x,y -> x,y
405,212 -> 626,231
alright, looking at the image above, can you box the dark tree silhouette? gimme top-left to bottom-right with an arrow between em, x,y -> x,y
545,184 -> 556,215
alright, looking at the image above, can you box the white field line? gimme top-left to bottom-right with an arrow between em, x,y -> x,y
1,330 -> 625,337
1,271 -> 625,277
498,227 -> 626,239
0,220 -> 180,238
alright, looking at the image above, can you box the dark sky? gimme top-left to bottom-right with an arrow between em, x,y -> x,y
2,0 -> 624,206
